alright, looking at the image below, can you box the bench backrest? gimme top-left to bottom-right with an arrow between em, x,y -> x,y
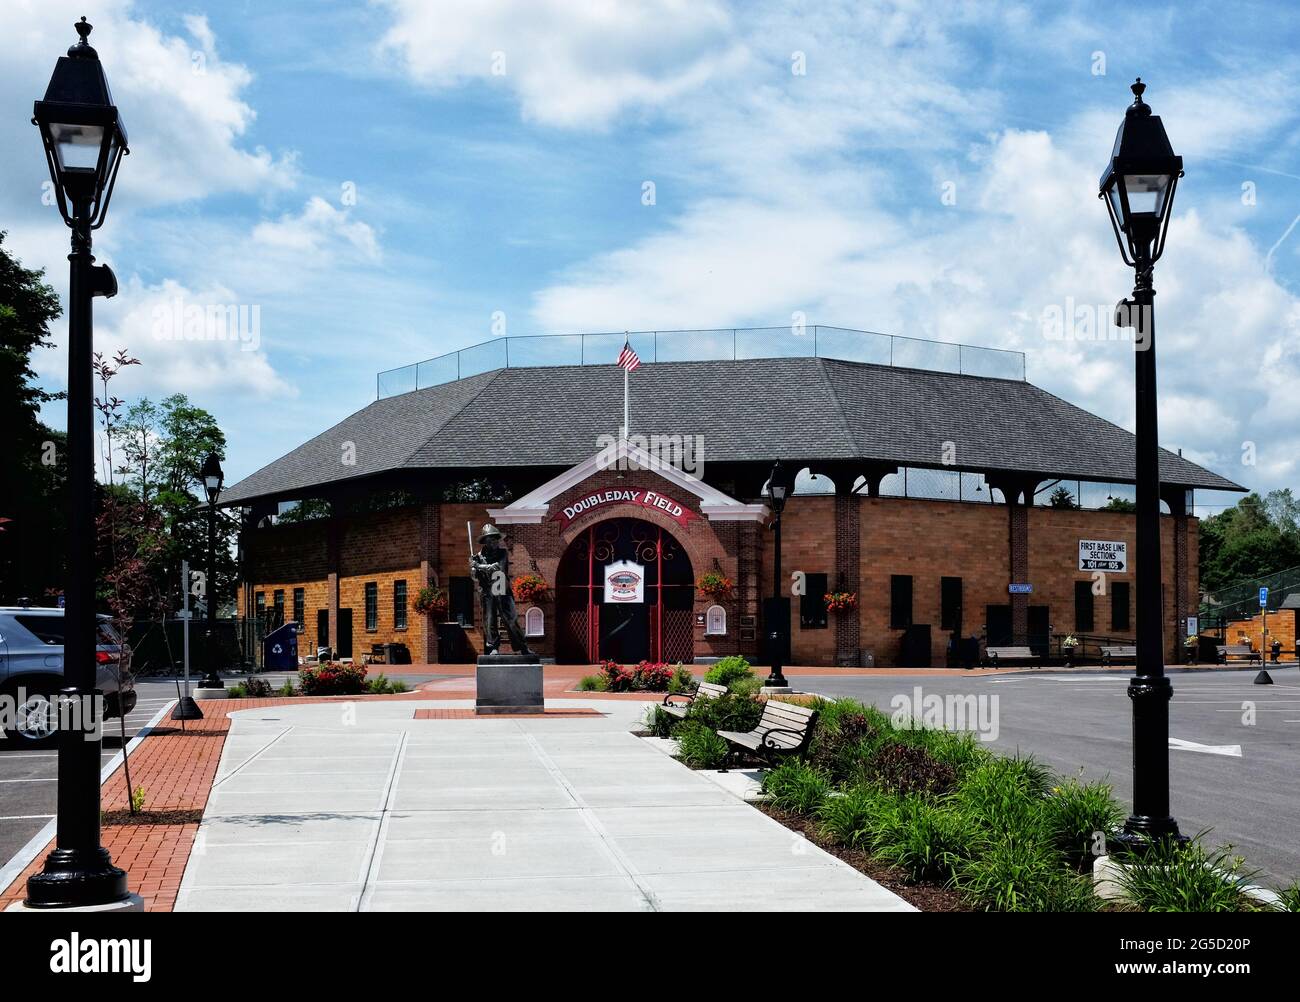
1223,645 -> 1253,654
695,682 -> 728,701
988,646 -> 1034,658
756,700 -> 818,749
1101,646 -> 1137,655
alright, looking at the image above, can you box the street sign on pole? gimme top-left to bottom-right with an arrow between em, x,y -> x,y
1259,586 -> 1268,608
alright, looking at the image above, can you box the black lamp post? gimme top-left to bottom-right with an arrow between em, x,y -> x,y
198,452 -> 225,689
1099,78 -> 1184,846
26,17 -> 130,908
764,460 -> 793,690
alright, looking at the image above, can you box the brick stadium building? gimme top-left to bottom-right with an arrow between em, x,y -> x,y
221,338 -> 1243,668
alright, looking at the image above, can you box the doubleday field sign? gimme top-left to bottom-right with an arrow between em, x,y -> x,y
1078,539 -> 1128,573
552,489 -> 696,529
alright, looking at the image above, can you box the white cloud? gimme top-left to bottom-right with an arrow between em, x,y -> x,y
252,197 -> 381,262
374,0 -> 745,127
0,0 -> 294,216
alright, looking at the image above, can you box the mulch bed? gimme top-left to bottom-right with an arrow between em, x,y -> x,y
102,809 -> 205,827
759,803 -> 971,912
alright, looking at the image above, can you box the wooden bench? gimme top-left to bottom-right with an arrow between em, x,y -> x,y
1217,644 -> 1261,666
985,645 -> 1041,668
1100,645 -> 1137,667
718,700 -> 819,769
660,681 -> 727,720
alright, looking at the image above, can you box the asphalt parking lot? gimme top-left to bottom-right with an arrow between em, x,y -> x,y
0,679 -> 181,871
800,667 -> 1300,885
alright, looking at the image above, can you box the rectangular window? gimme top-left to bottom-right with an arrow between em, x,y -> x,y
890,575 -> 913,629
1111,581 -> 1131,632
1074,580 -> 1095,633
394,579 -> 408,630
449,576 -> 475,626
365,582 -> 378,632
255,591 -> 265,619
273,589 -> 285,627
799,573 -> 828,629
941,576 -> 963,631
293,588 -> 305,627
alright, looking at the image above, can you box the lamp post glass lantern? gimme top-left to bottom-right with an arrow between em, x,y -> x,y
764,460 -> 793,689
199,452 -> 225,689
25,18 -> 131,909
1100,78 -> 1185,848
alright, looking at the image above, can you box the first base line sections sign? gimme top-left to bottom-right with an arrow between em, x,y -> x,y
1078,539 -> 1127,572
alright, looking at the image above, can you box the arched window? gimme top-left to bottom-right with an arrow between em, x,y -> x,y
705,604 -> 727,636
525,606 -> 545,637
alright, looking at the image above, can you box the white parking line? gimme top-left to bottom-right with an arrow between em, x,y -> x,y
0,778 -> 57,784
0,815 -> 55,821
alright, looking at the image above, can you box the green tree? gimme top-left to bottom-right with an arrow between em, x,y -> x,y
1047,485 -> 1078,509
1199,491 -> 1300,594
0,233 -> 68,603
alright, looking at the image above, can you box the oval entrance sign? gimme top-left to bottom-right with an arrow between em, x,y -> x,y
605,560 -> 645,603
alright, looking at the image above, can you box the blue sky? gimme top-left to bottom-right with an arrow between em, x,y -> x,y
3,0 -> 1299,516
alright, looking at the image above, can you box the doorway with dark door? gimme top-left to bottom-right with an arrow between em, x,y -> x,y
1028,605 -> 1051,656
555,517 -> 694,664
336,608 -> 353,659
316,609 -> 329,654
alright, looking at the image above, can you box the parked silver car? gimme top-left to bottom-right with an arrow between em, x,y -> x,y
0,607 -> 137,746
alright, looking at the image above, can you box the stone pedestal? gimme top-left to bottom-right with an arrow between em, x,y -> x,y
475,655 -> 544,714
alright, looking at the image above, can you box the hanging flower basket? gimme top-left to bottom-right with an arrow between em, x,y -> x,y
413,585 -> 448,618
697,572 -> 734,599
825,591 -> 858,613
512,573 -> 548,603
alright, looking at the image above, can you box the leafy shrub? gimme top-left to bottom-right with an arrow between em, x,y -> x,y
631,661 -> 675,691
816,785 -> 902,850
277,679 -> 296,697
667,664 -> 694,694
577,674 -> 608,692
926,730 -> 992,779
704,656 -> 753,687
687,692 -> 763,733
366,673 -> 410,694
954,755 -> 1052,834
763,759 -> 830,814
1275,881 -> 1300,913
298,661 -> 367,696
244,675 -> 272,698
866,741 -> 958,799
226,683 -> 246,698
874,797 -> 983,883
676,722 -> 730,768
646,704 -> 677,737
956,834 -> 1099,912
598,660 -> 676,692
1038,777 -> 1124,864
1116,835 -> 1263,913
809,709 -> 883,785
728,676 -> 762,697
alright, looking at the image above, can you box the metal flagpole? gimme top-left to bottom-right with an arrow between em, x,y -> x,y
623,364 -> 629,440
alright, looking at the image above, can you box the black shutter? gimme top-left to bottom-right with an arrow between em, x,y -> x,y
890,575 -> 913,629
800,573 -> 828,629
1074,580 -> 1095,633
941,576 -> 963,631
1111,581 -> 1131,632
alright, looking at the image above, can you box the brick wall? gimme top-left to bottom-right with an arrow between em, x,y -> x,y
238,483 -> 1200,668
1222,609 -> 1298,654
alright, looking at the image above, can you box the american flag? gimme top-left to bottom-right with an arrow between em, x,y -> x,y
617,341 -> 641,372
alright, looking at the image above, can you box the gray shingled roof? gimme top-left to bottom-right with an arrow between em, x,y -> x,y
220,357 -> 1244,505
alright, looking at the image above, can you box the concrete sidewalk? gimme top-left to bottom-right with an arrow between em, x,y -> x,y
175,698 -> 913,912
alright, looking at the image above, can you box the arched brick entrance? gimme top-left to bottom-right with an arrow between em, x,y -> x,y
555,516 -> 694,664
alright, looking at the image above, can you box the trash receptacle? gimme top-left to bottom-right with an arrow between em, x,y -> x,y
385,642 -> 411,665
263,622 -> 298,670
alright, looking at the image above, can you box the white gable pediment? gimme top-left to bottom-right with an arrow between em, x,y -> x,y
488,437 -> 768,525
